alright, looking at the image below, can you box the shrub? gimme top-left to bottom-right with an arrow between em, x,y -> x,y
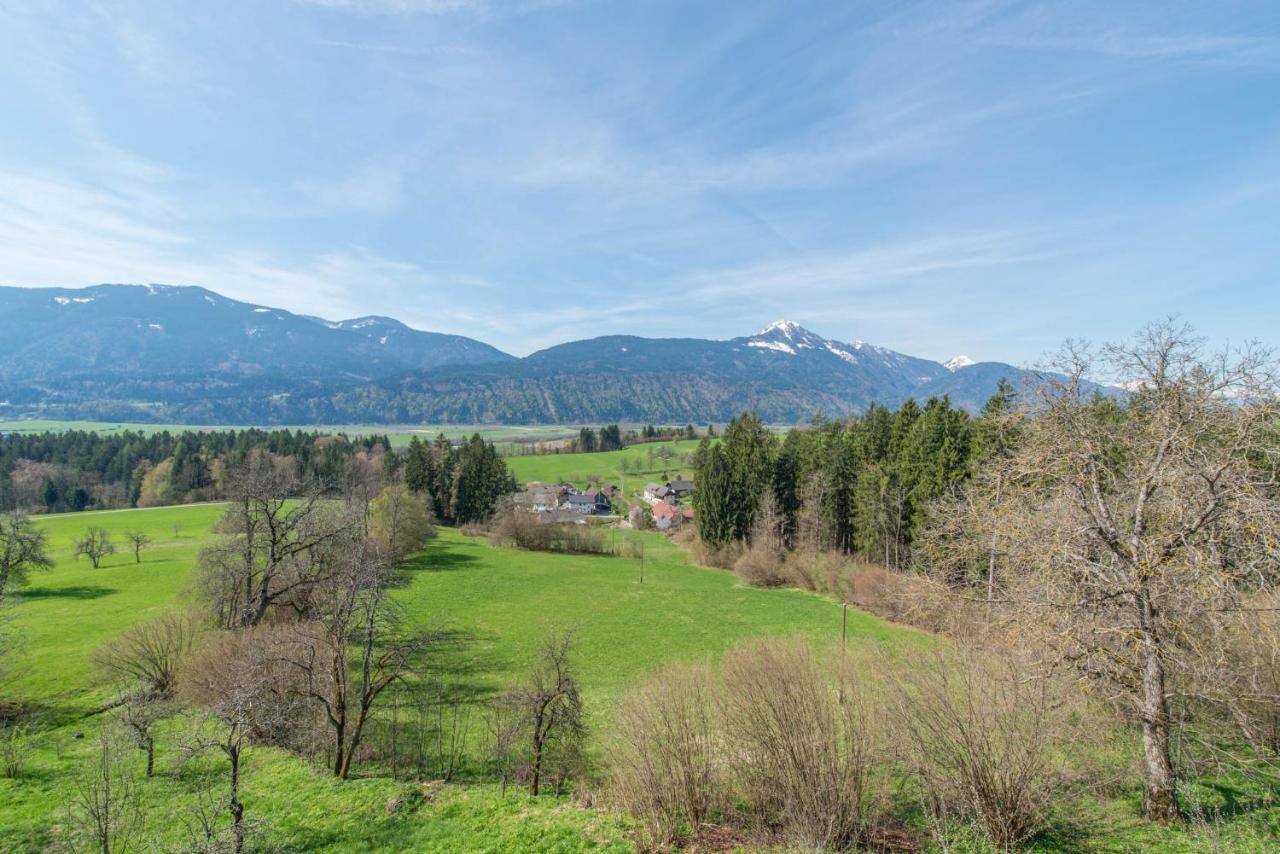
890,649 -> 1071,849
732,547 -> 789,588
0,723 -> 31,778
607,663 -> 722,847
719,639 -> 877,849
488,509 -> 612,556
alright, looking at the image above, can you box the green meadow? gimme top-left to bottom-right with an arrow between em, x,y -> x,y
0,502 -> 909,851
505,439 -> 705,502
4,504 -> 1275,852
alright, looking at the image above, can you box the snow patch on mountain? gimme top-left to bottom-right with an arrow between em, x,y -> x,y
824,342 -> 859,364
945,355 -> 976,372
748,339 -> 796,355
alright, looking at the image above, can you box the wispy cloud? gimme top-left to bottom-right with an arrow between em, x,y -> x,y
297,156 -> 414,215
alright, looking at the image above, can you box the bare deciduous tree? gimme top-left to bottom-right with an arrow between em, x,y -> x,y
197,451 -> 357,628
75,527 -> 116,569
121,695 -> 169,778
181,630 -> 286,854
271,543 -> 431,779
936,321 -> 1280,823
0,512 -> 52,603
497,630 -> 585,796
66,728 -> 145,854
122,531 -> 151,564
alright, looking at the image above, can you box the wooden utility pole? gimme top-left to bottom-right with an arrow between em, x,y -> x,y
838,602 -> 848,705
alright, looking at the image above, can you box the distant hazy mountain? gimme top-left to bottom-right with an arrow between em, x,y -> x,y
0,285 -> 1058,425
0,284 -> 512,383
281,321 -> 1044,425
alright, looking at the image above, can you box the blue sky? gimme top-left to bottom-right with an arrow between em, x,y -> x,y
0,1 -> 1277,361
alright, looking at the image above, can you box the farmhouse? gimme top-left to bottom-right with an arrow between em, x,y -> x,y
643,483 -> 671,504
651,500 -> 683,530
666,479 -> 693,499
563,491 -> 612,515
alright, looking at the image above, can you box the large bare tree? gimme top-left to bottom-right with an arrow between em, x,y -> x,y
938,321 -> 1280,822
272,541 -> 430,778
198,451 -> 357,628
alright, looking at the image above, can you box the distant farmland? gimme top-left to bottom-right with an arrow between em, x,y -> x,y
0,418 -> 580,449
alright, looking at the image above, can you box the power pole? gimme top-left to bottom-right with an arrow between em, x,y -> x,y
838,602 -> 848,705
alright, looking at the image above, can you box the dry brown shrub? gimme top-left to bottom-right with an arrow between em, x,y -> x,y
92,611 -> 197,700
719,639 -> 877,849
488,509 -> 611,555
732,547 -> 789,588
889,648 -> 1075,849
688,537 -> 743,570
607,662 -> 723,848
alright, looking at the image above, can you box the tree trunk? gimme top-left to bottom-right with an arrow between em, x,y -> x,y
1140,645 -> 1180,823
145,737 -> 154,777
333,717 -> 346,778
229,747 -> 245,854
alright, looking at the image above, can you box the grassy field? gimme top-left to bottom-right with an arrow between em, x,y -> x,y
505,440 -> 706,504
0,419 -> 580,449
3,504 -> 1276,851
0,502 -> 908,851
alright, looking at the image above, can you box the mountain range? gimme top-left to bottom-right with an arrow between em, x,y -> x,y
0,284 -> 1047,425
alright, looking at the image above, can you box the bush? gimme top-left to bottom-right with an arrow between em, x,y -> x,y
890,649 -> 1072,849
607,663 -> 722,847
488,509 -> 612,556
732,547 -> 790,588
0,723 -> 31,778
719,639 -> 877,849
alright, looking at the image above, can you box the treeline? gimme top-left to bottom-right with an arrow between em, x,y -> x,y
693,386 -> 1008,568
0,429 -> 395,513
567,423 -> 705,453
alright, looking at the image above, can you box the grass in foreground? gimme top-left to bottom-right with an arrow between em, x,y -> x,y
4,504 -> 1276,852
1,502 -> 908,851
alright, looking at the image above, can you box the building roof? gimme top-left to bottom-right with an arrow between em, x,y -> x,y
667,480 -> 693,492
652,501 -> 677,519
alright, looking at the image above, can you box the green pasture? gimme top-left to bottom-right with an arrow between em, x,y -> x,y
2,503 -> 1276,851
505,440 -> 705,503
0,502 -> 906,851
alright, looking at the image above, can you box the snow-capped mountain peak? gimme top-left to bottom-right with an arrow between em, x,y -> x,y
758,319 -> 808,338
945,355 -> 976,372
748,320 -> 828,355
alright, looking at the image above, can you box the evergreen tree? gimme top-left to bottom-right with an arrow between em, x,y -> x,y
693,440 -> 736,547
718,413 -> 777,542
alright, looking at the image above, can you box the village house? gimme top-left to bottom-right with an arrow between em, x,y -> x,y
651,500 -> 684,530
643,483 -> 671,504
563,491 -> 612,515
644,479 -> 692,505
666,479 -> 693,499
